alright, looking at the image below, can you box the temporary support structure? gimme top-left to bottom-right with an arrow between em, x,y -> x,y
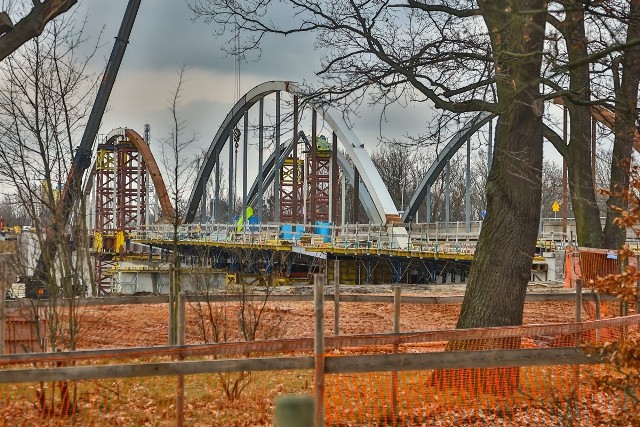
94,131 -> 148,295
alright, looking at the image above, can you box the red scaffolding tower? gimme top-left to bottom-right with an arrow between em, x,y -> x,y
94,131 -> 147,294
306,135 -> 331,223
279,157 -> 304,223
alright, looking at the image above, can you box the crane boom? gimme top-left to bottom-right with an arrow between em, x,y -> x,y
31,0 -> 143,294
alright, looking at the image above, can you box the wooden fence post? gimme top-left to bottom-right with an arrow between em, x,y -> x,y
0,257 -> 6,355
334,260 -> 340,336
178,292 -> 185,346
393,286 -> 401,334
575,278 -> 582,323
619,252 -> 629,317
314,274 -> 325,427
391,286 -> 401,424
168,264 -> 175,345
176,291 -> 185,427
636,255 -> 640,316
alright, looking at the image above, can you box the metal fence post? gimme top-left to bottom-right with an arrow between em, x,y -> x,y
314,274 -> 325,427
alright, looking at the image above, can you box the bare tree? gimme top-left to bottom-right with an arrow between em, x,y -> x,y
602,0 -> 640,248
371,144 -> 415,213
0,12 -> 98,417
0,10 -> 98,343
161,65 -> 197,345
542,1 -> 640,249
189,0 -> 553,329
544,2 -> 602,247
0,193 -> 29,226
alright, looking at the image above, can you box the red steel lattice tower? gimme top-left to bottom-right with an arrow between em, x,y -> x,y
279,157 -> 304,223
306,135 -> 331,223
94,131 -> 147,295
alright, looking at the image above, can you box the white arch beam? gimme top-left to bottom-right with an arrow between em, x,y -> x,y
185,81 -> 400,225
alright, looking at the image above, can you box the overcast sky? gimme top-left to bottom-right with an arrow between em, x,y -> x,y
79,0 -> 432,154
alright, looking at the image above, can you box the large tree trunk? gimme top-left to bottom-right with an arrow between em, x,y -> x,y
456,0 -> 547,329
434,2 -> 547,395
566,106 -> 602,247
603,0 -> 640,249
563,6 -> 603,248
0,0 -> 77,61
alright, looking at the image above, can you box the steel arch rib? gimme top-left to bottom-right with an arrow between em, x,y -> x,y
185,81 -> 400,224
246,137 -> 381,222
402,112 -> 495,223
90,128 -> 175,220
81,129 -> 175,221
122,129 -> 175,220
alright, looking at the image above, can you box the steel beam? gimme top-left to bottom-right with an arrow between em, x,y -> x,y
185,81 -> 400,226
402,112 -> 494,223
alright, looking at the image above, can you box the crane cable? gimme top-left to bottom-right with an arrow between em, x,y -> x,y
233,20 -> 241,215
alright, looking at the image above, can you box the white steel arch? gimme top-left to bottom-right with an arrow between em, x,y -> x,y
185,81 -> 400,225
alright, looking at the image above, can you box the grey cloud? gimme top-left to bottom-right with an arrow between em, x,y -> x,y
80,0 -> 318,79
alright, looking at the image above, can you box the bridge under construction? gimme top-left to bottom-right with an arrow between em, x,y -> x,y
80,81 -> 595,295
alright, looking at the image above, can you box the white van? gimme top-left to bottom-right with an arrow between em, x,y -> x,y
9,282 -> 26,298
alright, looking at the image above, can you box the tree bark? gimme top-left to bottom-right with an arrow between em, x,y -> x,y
566,102 -> 602,248
603,0 -> 640,249
0,1 -> 77,62
564,5 -> 602,248
457,0 -> 547,329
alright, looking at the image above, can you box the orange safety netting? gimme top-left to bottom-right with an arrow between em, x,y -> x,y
325,364 -> 633,426
563,247 -> 636,320
0,315 -> 637,426
2,298 -> 585,353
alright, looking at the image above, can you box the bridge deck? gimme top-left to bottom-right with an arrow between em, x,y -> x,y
131,223 -> 518,262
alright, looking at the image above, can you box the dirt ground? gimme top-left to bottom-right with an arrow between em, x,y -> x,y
72,281 -> 581,350
6,282 -> 628,427
269,281 -> 569,296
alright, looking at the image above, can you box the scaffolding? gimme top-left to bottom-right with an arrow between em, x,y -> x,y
94,132 -> 148,295
306,135 -> 331,223
279,158 -> 304,223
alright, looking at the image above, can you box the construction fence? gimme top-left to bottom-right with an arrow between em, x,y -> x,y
0,287 -> 629,353
0,288 -> 638,426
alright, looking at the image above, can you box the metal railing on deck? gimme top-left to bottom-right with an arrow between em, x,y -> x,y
132,222 -> 480,256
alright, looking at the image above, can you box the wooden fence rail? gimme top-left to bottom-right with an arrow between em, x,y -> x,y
3,291 -> 619,308
0,346 -> 603,385
0,279 -> 636,426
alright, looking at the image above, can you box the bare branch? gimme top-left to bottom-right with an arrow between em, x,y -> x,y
0,0 -> 78,62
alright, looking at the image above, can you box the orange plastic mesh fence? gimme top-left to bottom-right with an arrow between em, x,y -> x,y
2,299 -> 635,355
564,247 -> 639,320
325,364 -> 634,426
0,362 -> 634,426
0,316 -> 638,426
2,314 -> 636,369
324,314 -> 640,354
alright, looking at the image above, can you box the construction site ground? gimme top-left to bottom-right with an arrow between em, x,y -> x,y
70,281 -> 585,350
4,282 -> 631,427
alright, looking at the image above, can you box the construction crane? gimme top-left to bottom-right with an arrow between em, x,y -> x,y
29,0 -> 143,298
